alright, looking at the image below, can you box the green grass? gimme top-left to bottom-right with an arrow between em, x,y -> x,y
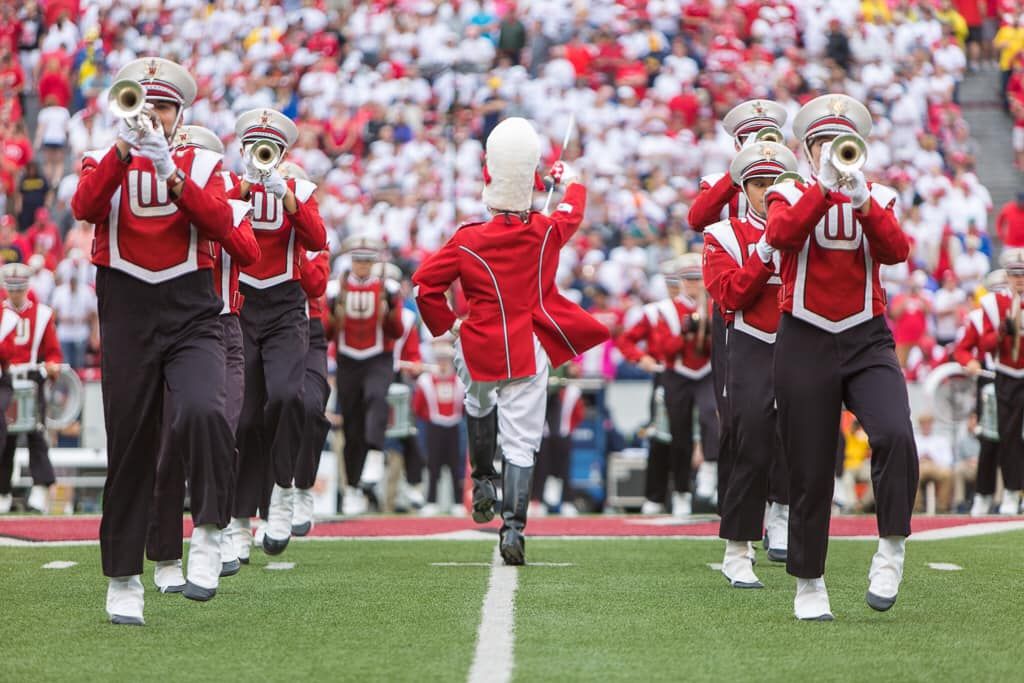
1,532 -> 1022,682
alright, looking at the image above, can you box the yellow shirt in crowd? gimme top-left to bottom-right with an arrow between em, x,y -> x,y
995,25 -> 1024,71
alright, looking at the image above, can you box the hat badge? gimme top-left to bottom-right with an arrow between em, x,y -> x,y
760,144 -> 776,159
752,101 -> 766,116
145,59 -> 160,78
259,110 -> 272,126
829,97 -> 847,115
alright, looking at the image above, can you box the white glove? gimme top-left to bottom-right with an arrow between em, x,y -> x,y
817,141 -> 841,192
755,234 -> 775,263
137,131 -> 176,181
846,169 -> 870,209
549,161 -> 579,187
242,150 -> 262,185
263,170 -> 288,199
116,118 -> 139,148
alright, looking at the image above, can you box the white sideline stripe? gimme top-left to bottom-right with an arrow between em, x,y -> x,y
927,562 -> 963,571
432,562 -> 491,567
911,520 -> 1024,540
42,560 -> 77,569
265,562 -> 295,571
467,546 -> 518,683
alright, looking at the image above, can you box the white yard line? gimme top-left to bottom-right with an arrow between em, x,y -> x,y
467,546 -> 518,683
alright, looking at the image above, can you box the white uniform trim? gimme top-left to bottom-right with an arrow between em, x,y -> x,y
189,149 -> 222,188
538,227 -> 578,357
393,307 -> 417,371
980,292 -> 1001,331
656,298 -> 711,378
336,275 -> 386,360
459,246 -> 512,380
0,309 -> 19,377
764,181 -> 802,205
30,305 -> 54,364
704,220 -> 742,265
416,373 -> 463,427
294,178 -> 316,203
869,183 -> 898,209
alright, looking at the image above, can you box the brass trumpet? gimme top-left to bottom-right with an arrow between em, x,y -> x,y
774,171 -> 805,185
830,133 -> 867,177
250,139 -> 281,175
108,79 -> 157,136
753,126 -> 784,144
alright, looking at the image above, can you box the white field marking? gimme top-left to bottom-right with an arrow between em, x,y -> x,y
911,520 -> 1024,541
265,562 -> 295,571
627,515 -> 720,527
707,562 -> 723,571
467,546 -> 518,683
42,560 -> 77,569
927,562 -> 963,571
431,562 -> 492,567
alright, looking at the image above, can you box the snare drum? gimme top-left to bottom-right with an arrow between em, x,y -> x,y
386,383 -> 415,438
5,378 -> 44,434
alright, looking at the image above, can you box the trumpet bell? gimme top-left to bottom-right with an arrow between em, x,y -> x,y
108,79 -> 146,120
251,140 -> 281,173
831,133 -> 867,175
753,126 -> 784,144
774,171 -> 805,185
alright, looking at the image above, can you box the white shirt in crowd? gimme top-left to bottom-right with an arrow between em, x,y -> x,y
36,106 -> 71,147
50,283 -> 97,345
914,430 -> 954,469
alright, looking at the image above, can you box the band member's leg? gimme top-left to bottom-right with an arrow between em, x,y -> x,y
454,340 -> 499,521
774,315 -> 843,579
260,306 -> 308,489
400,435 -> 425,488
662,372 -> 695,494
361,354 -> 394,455
446,426 -> 466,503
294,322 -> 330,490
425,423 -> 443,504
711,309 -> 728,470
26,431 -> 55,488
0,380 -> 13,497
976,438 -> 999,496
147,399 -> 185,564
234,330 -> 268,518
644,440 -> 671,505
995,375 -> 1024,492
337,356 -> 369,487
222,315 -> 246,435
696,375 -> 719,464
0,432 -> 16,496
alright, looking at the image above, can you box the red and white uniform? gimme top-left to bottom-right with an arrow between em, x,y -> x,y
229,178 -> 327,288
952,308 -> 991,367
552,383 -> 585,438
336,274 -> 403,360
299,250 -> 330,325
3,298 -> 62,364
979,291 -> 1024,376
394,307 -> 421,371
213,199 -> 260,315
703,211 -> 782,343
617,297 -> 712,379
688,172 -> 746,232
765,180 -> 909,333
413,372 -> 464,427
414,184 -> 609,382
72,145 -> 233,282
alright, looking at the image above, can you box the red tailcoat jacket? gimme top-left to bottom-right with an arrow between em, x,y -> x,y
213,193 -> 261,315
413,183 -> 610,382
952,308 -> 988,367
979,291 -> 1024,377
299,249 -> 330,326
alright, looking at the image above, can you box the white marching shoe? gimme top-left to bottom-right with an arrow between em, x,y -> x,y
185,525 -> 221,601
403,482 -> 426,511
695,461 -> 718,502
219,526 -> 240,578
640,499 -> 665,515
866,536 -> 906,612
722,540 -> 763,588
998,490 -> 1021,515
764,502 -> 789,562
0,493 -> 11,513
343,486 -> 368,516
264,484 -> 295,555
27,485 -> 49,513
291,487 -> 316,537
671,491 -> 693,518
227,517 -> 252,564
153,559 -> 186,593
794,577 -> 833,621
107,575 -> 145,625
419,502 -> 440,517
970,493 -> 993,517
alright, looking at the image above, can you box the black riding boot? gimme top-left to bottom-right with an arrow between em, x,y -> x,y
499,462 -> 534,566
467,411 -> 500,523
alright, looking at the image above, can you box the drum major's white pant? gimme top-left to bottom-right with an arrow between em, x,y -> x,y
454,335 -> 549,468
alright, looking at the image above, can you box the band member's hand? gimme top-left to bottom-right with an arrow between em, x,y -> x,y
548,161 -> 579,187
116,118 -> 139,148
451,319 -> 463,338
242,150 -> 262,184
965,359 -> 982,375
638,355 -> 660,373
137,132 -> 176,181
263,170 -> 288,199
45,362 -> 60,380
682,312 -> 700,334
817,142 -> 841,192
847,170 -> 870,209
755,234 -> 775,263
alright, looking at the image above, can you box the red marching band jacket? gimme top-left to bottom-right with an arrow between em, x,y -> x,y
687,172 -> 747,232
616,296 -> 712,379
952,307 -> 990,368
413,183 -> 609,382
213,189 -> 261,315
299,249 -> 330,326
394,307 -> 421,371
228,177 -> 327,289
765,180 -> 909,333
3,299 -> 62,364
413,371 -> 464,427
702,211 -> 782,343
72,145 -> 234,283
979,291 -> 1024,376
336,274 -> 404,360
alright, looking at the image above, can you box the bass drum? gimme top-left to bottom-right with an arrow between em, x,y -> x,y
45,365 -> 84,430
923,362 -> 976,426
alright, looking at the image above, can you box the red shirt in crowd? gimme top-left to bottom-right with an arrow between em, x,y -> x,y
890,292 -> 931,345
37,70 -> 71,109
997,200 -> 1024,247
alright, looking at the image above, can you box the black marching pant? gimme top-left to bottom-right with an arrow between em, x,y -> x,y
719,330 -> 787,541
147,314 -> 244,562
533,392 -> 572,503
294,319 -> 331,490
975,375 -> 998,496
234,282 -> 308,517
774,314 -> 918,579
0,416 -> 54,494
994,372 -> 1024,490
336,352 -> 392,487
660,370 -> 718,495
96,267 -> 234,578
710,310 -> 727,470
424,422 -> 464,503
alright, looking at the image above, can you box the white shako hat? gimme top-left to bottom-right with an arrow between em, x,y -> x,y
234,108 -> 299,150
985,269 -> 1008,290
792,93 -> 872,142
172,125 -> 224,154
659,257 -> 683,283
114,57 -> 197,108
342,234 -> 385,262
278,161 -> 309,181
722,99 -> 788,141
730,141 -> 799,184
1,263 -> 32,290
677,253 -> 703,280
1000,248 -> 1024,275
482,117 -> 541,213
371,262 -> 404,281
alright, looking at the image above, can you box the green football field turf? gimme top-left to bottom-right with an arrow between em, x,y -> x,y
1,532 -> 1021,682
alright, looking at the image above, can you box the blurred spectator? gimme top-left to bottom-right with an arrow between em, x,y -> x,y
839,419 -> 872,512
26,207 -> 62,270
0,215 -> 29,263
933,271 -> 968,346
914,413 -> 954,512
996,192 -> 1024,247
33,93 -> 69,186
952,234 -> 990,291
890,271 -> 933,368
14,160 -> 49,232
50,273 -> 96,369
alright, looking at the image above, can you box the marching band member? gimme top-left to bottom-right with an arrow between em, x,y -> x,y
0,264 -> 61,514
617,255 -> 718,517
333,237 -> 404,515
229,108 -> 327,556
688,100 -> 788,517
147,126 -> 259,590
979,249 -> 1024,515
412,343 -> 465,516
952,269 -> 1007,516
703,141 -> 798,589
71,57 -> 238,623
413,117 -> 608,564
765,94 -> 917,621
533,372 -> 585,515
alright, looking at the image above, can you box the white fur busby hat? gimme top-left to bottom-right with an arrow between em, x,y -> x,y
730,141 -> 799,185
114,57 -> 197,108
172,125 -> 225,154
482,117 -> 541,213
722,99 -> 788,142
792,94 -> 872,142
235,108 -> 299,149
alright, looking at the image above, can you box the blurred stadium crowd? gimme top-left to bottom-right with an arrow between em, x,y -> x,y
3,0 -> 1024,512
